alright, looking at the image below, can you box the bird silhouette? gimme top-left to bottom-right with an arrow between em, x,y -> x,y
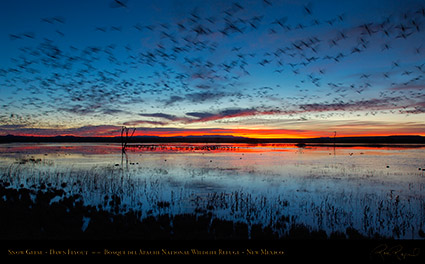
110,0 -> 128,8
2,0 -> 425,130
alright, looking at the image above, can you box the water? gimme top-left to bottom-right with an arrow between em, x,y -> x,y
1,142 -> 424,239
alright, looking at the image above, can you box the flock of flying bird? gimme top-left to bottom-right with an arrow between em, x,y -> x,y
1,0 -> 425,133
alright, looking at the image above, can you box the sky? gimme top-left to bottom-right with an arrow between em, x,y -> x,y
1,0 -> 425,138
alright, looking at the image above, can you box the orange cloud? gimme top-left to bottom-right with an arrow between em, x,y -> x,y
1,121 -> 424,139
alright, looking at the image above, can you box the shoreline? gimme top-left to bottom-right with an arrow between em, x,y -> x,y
1,135 -> 425,145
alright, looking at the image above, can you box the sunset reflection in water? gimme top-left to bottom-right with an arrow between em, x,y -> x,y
1,143 -> 424,238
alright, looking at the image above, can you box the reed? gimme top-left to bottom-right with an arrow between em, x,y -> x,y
1,162 -> 424,239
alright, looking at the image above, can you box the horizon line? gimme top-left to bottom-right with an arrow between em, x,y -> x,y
1,134 -> 424,141
2,134 -> 424,138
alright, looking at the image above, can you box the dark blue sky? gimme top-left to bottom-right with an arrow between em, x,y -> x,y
1,0 -> 425,138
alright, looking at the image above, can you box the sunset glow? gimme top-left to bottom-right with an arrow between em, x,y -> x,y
1,0 -> 425,139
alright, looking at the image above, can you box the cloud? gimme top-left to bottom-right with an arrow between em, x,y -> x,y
57,104 -> 129,116
162,95 -> 185,106
101,108 -> 129,115
0,124 -> 27,129
57,105 -> 97,115
161,90 -> 233,106
140,108 -> 267,125
399,100 -> 425,114
185,108 -> 259,122
0,125 -> 121,137
139,113 -> 181,120
139,112 -> 191,123
185,91 -> 227,103
123,120 -> 167,126
298,98 -> 404,113
2,119 -> 425,138
389,84 -> 425,91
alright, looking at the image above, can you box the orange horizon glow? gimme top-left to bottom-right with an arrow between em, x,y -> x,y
4,129 -> 424,139
133,131 -> 424,139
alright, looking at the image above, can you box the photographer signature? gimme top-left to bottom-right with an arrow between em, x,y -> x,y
371,244 -> 420,261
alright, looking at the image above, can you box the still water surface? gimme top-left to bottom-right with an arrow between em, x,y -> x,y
1,143 -> 424,238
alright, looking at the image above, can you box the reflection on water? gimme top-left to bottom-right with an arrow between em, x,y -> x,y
1,143 -> 424,239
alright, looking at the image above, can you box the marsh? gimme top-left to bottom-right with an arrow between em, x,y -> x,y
1,142 -> 424,239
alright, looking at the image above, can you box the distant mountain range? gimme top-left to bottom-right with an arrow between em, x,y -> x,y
1,134 -> 425,145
